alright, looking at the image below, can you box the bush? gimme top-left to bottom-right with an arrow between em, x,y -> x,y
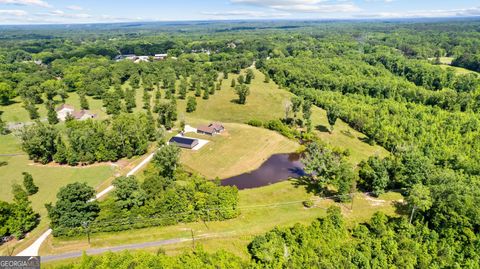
246,119 -> 263,127
303,200 -> 314,208
263,119 -> 299,139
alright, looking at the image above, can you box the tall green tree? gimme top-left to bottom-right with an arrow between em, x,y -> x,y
153,145 -> 180,179
22,172 -> 38,195
186,96 -> 197,113
46,182 -> 100,231
235,84 -> 250,105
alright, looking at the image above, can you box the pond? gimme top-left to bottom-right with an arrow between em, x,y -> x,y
221,153 -> 305,190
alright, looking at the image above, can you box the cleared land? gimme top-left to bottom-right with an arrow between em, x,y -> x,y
180,123 -> 299,179
1,68 -> 392,259
178,69 -> 387,166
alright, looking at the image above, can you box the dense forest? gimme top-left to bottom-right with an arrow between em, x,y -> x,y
1,19 -> 480,266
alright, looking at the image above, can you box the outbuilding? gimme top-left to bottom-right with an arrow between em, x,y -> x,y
169,136 -> 199,149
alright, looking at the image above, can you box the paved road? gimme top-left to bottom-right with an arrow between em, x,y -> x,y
17,150 -> 158,257
42,238 -> 188,262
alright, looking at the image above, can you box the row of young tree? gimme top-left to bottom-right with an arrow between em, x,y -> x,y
20,113 -> 156,165
47,145 -> 239,237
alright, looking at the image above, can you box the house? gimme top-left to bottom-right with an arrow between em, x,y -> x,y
169,136 -> 199,149
56,104 -> 75,121
56,104 -> 96,121
197,122 -> 225,136
71,110 -> 96,121
115,54 -> 137,61
154,54 -> 168,60
210,122 -> 225,133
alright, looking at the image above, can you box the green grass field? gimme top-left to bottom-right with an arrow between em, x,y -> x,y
180,123 -> 299,179
0,133 -> 117,255
178,69 -> 387,166
1,68 -> 394,260
40,180 -> 402,260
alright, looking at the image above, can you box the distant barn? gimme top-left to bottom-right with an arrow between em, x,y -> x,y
169,136 -> 199,149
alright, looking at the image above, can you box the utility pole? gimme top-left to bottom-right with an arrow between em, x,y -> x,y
82,221 -> 91,244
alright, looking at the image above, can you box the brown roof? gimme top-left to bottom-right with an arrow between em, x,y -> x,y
209,122 -> 224,131
71,110 -> 96,120
197,125 -> 216,134
56,104 -> 74,112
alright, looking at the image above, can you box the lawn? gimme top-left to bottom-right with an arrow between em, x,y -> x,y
0,132 -> 117,256
40,180 -> 402,260
180,123 -> 299,179
178,68 -> 387,166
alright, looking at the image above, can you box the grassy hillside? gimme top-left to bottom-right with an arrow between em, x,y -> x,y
180,123 -> 299,179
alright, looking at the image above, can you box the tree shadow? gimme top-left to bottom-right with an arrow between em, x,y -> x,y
230,99 -> 240,104
392,200 -> 409,216
291,176 -> 336,198
315,124 -> 329,133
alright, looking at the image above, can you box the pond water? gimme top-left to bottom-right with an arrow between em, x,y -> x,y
221,153 -> 305,190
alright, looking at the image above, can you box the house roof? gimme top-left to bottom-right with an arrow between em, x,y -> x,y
209,122 -> 224,131
56,104 -> 74,112
197,125 -> 216,134
169,136 -> 199,147
71,110 -> 96,119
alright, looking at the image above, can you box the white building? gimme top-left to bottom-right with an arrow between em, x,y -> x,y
56,104 -> 75,121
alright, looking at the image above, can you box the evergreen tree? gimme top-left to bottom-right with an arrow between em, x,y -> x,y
23,100 -> 39,120
203,88 -> 210,100
142,89 -> 151,110
79,93 -> 89,110
237,75 -> 244,84
22,172 -> 38,195
195,87 -> 202,97
53,135 -> 68,164
186,96 -> 197,113
231,78 -> 236,88
245,69 -> 255,84
124,87 -> 136,113
46,101 -> 59,125
235,84 -> 250,105
10,184 -> 38,238
0,114 -> 8,135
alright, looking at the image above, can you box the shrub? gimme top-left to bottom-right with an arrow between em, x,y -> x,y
246,119 -> 263,127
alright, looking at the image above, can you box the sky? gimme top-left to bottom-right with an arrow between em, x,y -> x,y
0,0 -> 479,25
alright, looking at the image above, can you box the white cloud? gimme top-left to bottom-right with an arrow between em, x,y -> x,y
0,9 -> 27,16
202,10 -> 290,18
66,5 -> 83,11
0,0 -> 50,8
357,6 -> 480,18
231,0 -> 361,13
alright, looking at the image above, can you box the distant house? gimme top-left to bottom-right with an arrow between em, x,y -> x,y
197,122 -> 225,136
72,110 -> 96,121
154,54 -> 168,60
56,104 -> 75,121
169,136 -> 199,149
115,54 -> 137,61
56,104 -> 96,121
134,56 -> 150,63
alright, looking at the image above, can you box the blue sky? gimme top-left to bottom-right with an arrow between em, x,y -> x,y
0,0 -> 479,24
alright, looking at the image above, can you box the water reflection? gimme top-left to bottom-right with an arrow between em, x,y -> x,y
221,153 -> 305,190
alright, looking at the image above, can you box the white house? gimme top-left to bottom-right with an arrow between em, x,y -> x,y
56,104 -> 75,121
